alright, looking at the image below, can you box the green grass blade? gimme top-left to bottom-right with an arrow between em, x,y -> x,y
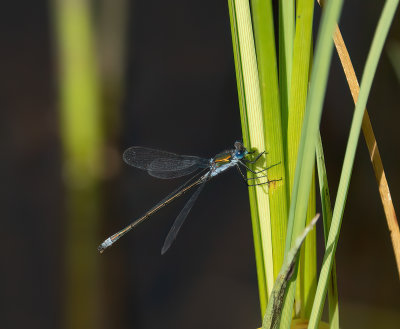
278,0 -> 346,326
308,1 -> 400,327
51,0 -> 103,328
228,0 -> 275,314
228,1 -> 268,313
285,0 -> 316,318
316,133 -> 339,329
262,215 -> 320,329
287,0 -> 315,189
279,0 -> 295,149
299,173 -> 316,318
251,0 -> 288,282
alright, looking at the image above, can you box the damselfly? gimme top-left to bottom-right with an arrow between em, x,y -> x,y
98,141 -> 276,254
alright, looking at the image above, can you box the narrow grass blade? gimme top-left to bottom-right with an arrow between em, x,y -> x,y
251,0 -> 288,282
262,215 -> 320,329
287,0 -> 315,189
51,0 -> 103,328
298,173 -> 316,317
286,0 -> 316,318
318,6 -> 400,278
279,0 -> 295,149
316,134 -> 339,329
279,0 -> 346,327
228,0 -> 274,313
228,1 -> 267,313
308,1 -> 400,327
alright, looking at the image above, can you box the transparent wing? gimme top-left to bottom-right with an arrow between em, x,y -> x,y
123,146 -> 209,179
161,182 -> 206,254
148,166 -> 202,179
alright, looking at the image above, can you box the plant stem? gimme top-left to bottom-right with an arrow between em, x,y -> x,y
279,0 -> 346,326
52,0 -> 104,328
309,0 -> 400,327
228,0 -> 274,314
251,0 -> 289,283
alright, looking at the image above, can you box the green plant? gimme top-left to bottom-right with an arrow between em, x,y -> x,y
228,0 -> 400,328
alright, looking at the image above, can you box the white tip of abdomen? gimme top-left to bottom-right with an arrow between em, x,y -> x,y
98,237 -> 113,253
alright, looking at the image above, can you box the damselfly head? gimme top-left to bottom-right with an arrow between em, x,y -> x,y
234,141 -> 248,158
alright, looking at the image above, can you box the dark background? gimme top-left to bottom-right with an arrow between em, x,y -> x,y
1,1 -> 400,329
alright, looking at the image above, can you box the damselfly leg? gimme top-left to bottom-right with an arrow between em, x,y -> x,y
236,161 -> 282,187
243,150 -> 265,164
247,178 -> 282,187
